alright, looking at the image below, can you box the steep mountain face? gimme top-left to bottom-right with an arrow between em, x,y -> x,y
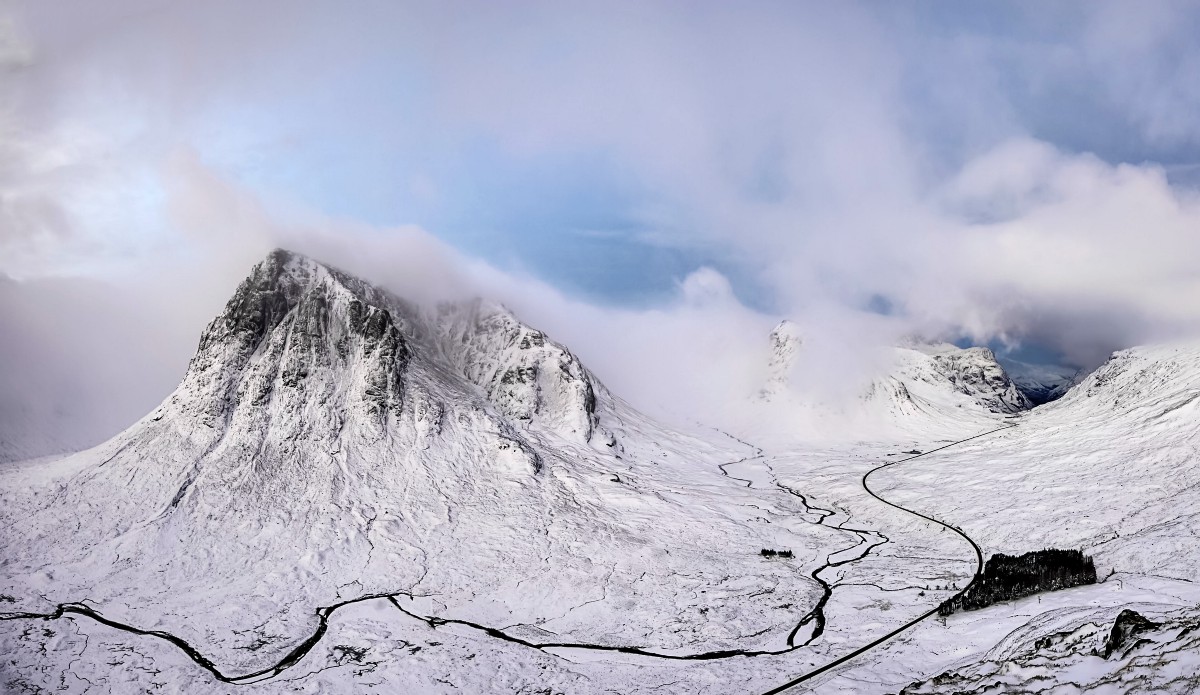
915,344 -> 1032,413
167,249 -> 417,469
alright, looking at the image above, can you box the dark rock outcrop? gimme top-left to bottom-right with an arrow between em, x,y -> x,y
1103,609 -> 1160,659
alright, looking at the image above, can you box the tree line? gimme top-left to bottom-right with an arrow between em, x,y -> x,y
938,548 -> 1096,616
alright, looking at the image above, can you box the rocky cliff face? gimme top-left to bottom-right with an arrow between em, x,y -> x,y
175,249 -> 411,444
924,346 -> 1032,414
433,299 -> 601,443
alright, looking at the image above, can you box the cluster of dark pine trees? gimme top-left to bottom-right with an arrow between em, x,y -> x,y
938,548 -> 1097,616
760,548 -> 794,558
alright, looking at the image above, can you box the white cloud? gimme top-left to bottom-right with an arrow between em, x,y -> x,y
3,1 -> 1200,450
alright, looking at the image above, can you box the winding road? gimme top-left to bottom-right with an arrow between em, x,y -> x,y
0,421 -> 1016,693
759,421 -> 1014,694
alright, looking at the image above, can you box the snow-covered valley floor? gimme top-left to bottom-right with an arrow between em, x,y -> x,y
2,421 -> 1013,694
11,412 -> 1185,694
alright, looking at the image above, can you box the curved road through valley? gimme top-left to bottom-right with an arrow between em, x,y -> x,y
0,422 -> 1016,692
758,421 -> 1015,694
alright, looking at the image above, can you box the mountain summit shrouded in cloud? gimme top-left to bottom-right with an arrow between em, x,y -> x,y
7,6 -> 1200,695
2,1 -> 1200,446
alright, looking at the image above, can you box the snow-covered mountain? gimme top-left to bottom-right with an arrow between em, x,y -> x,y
4,249 -> 840,688
1,250 -> 578,649
912,343 -> 1032,413
761,319 -> 804,400
751,327 -> 1030,443
5,251 -> 1200,694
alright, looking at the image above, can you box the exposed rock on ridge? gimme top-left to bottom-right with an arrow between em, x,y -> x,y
434,299 -> 602,443
761,320 -> 803,400
921,345 -> 1032,413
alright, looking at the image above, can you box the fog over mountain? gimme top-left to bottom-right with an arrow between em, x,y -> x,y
4,6 -> 1200,692
4,3 -> 1200,455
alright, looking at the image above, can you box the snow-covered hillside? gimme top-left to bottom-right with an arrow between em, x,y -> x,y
3,251 -> 1199,694
821,341 -> 1200,693
0,250 -> 850,693
900,604 -> 1200,693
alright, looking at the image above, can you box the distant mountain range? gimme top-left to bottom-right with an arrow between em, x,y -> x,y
997,357 -> 1084,405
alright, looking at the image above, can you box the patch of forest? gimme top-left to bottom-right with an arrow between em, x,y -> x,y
938,548 -> 1096,616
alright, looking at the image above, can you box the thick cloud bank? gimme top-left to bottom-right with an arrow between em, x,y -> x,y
3,2 -> 1200,456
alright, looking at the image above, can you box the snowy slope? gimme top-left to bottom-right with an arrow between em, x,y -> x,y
821,341 -> 1200,693
3,252 -> 1199,694
900,604 -> 1200,694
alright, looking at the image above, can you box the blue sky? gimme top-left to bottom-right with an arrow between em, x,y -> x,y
4,1 -> 1200,372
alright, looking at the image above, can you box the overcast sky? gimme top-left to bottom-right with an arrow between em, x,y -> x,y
4,1 -> 1200,453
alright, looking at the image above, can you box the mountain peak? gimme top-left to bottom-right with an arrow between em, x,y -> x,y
922,345 -> 1031,414
180,248 -> 411,438
762,320 -> 803,400
163,248 -> 612,463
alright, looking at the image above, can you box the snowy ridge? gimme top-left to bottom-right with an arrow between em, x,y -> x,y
1047,342 -> 1200,423
909,343 -> 1031,414
431,299 -> 604,444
